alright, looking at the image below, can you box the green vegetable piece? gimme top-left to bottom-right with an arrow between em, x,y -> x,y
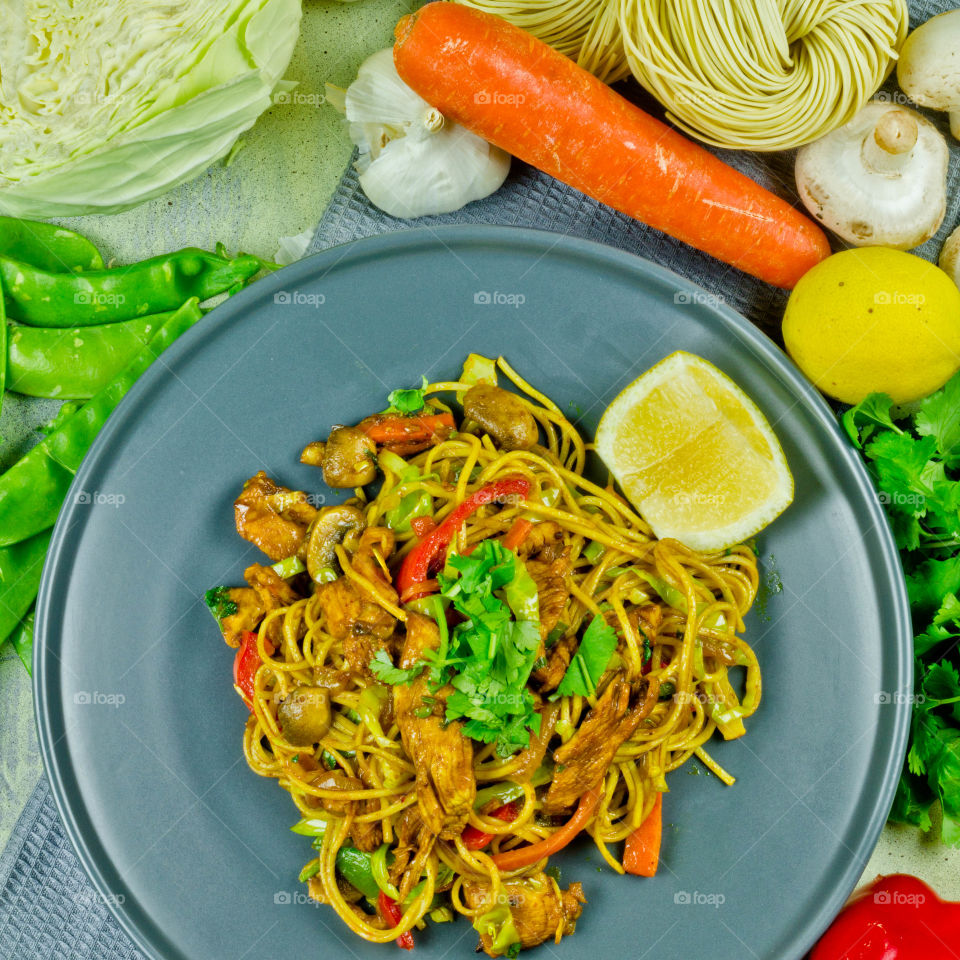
555,615 -> 618,698
583,540 -> 605,563
11,608 -> 35,675
431,539 -> 542,756
388,376 -> 429,414
888,770 -> 933,832
271,554 -> 306,579
298,860 -> 321,883
334,845 -> 382,900
369,648 -> 426,685
7,313 -> 170,399
204,586 -> 238,626
841,392 -> 899,448
0,217 -> 103,272
915,371 -> 960,467
0,531 -> 52,645
1,249 -> 259,326
0,298 -> 204,548
1,264 -> 6,427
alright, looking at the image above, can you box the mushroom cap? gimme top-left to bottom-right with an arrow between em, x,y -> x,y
939,225 -> 960,289
897,10 -> 960,109
795,102 -> 948,249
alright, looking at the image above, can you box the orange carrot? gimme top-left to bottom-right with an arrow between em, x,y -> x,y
623,792 -> 662,876
491,783 -> 602,872
394,4 -> 830,289
502,518 -> 533,551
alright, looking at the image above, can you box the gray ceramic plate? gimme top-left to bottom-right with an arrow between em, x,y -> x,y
35,226 -> 911,960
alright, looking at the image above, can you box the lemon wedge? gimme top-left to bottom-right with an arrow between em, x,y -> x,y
595,352 -> 793,551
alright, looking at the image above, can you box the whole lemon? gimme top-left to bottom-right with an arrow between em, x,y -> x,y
783,248 -> 960,405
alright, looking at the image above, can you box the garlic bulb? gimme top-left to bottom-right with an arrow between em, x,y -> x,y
327,48 -> 510,219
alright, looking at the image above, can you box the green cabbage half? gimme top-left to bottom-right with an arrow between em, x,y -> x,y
0,0 -> 302,217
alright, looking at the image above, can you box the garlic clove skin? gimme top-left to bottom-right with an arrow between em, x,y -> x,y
359,123 -> 510,219
795,101 -> 948,250
340,47 -> 510,219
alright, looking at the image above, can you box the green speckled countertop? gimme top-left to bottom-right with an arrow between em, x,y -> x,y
2,0 -> 959,912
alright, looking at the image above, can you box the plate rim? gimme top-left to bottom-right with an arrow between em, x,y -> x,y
33,223 -> 913,960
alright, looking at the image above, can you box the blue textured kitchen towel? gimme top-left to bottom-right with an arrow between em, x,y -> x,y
1,1 -> 955,956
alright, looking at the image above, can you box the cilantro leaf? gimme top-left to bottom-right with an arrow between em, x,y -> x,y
432,538 -> 543,755
369,649 -> 425,685
387,376 -> 429,414
842,392 -> 899,449
907,558 -> 960,617
915,593 -> 960,657
916,371 -> 960,466
888,771 -> 933,832
204,586 -> 237,626
931,730 -> 960,845
555,616 -> 618,698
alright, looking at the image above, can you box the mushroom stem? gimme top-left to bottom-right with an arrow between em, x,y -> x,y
861,109 -> 919,176
951,111 -> 960,142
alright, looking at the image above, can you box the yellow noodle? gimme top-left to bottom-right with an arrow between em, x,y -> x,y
455,0 -> 908,149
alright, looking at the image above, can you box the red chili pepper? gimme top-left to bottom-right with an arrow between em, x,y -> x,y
396,477 -> 531,601
378,891 -> 414,950
811,874 -> 960,960
233,630 -> 274,711
462,800 -> 521,850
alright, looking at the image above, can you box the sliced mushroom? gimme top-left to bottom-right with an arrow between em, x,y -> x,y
301,504 -> 367,582
463,384 -> 538,451
301,426 -> 377,488
276,686 -> 332,746
795,102 -> 948,249
898,11 -> 960,140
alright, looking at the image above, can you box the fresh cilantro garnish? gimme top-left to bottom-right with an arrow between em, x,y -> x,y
846,372 -> 960,845
555,615 -> 618,699
387,376 -> 429,414
369,648 -> 426,685
416,540 -> 543,757
204,586 -> 237,625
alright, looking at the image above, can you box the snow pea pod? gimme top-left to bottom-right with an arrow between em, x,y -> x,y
7,312 -> 172,399
0,298 -> 205,547
0,217 -> 103,273
0,531 -> 51,646
1,248 -> 259,326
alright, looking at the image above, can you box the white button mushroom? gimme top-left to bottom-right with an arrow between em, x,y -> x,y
325,49 -> 510,219
898,10 -> 960,140
795,101 -> 948,249
939,226 -> 960,290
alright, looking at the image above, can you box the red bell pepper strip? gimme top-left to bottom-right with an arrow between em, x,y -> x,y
811,874 -> 960,960
233,630 -> 274,710
397,477 -> 531,601
378,891 -> 414,950
359,412 -> 455,449
491,783 -> 602,872
462,800 -> 521,851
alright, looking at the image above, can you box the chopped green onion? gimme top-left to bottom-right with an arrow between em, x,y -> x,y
583,540 -> 605,563
272,555 -> 306,579
370,844 -> 400,901
291,817 -> 329,837
299,859 -> 321,882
